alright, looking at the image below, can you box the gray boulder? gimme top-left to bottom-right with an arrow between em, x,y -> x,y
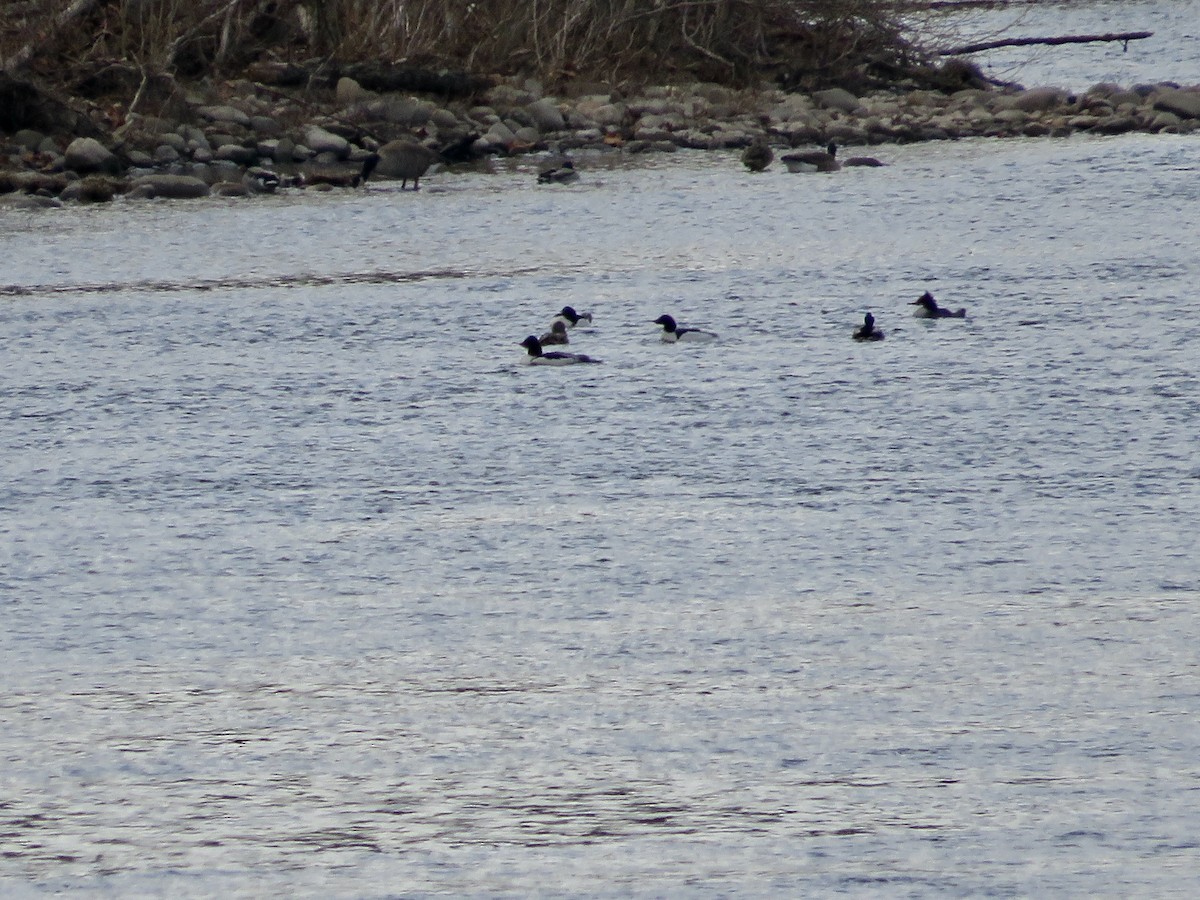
129,174 -> 211,199
215,143 -> 258,165
336,76 -> 371,107
1154,89 -> 1200,119
198,105 -> 251,127
303,125 -> 350,158
1000,87 -> 1069,113
13,129 -> 45,151
812,88 -> 863,114
526,98 -> 566,132
250,115 -> 282,136
64,137 -> 119,174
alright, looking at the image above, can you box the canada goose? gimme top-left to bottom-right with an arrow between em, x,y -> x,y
781,142 -> 840,173
367,140 -> 442,190
741,139 -> 773,172
853,312 -> 885,341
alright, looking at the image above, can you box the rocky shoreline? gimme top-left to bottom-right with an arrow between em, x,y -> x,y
3,71 -> 1199,206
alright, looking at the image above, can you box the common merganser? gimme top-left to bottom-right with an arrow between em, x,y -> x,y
552,305 -> 593,328
539,320 -> 570,345
853,312 -> 885,341
911,291 -> 966,319
654,314 -> 718,343
520,335 -> 601,365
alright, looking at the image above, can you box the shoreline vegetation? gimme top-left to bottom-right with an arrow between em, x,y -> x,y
2,0 -> 1198,204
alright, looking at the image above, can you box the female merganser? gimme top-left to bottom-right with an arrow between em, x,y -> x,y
853,312 -> 885,341
654,314 -> 719,343
781,142 -> 840,173
537,159 -> 579,184
911,291 -> 966,319
539,320 -> 570,345
520,335 -> 601,365
552,305 -> 594,328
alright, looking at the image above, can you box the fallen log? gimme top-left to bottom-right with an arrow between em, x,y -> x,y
945,31 -> 1153,56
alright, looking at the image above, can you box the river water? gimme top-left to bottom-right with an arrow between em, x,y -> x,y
942,0 -> 1200,91
3,11 -> 1200,900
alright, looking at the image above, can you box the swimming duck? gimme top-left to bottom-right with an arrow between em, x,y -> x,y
539,320 -> 570,345
520,335 -> 601,365
853,312 -> 885,341
537,159 -> 580,184
843,153 -> 886,168
781,142 -> 840,173
552,305 -> 594,328
911,291 -> 967,319
654,314 -> 719,343
741,139 -> 773,172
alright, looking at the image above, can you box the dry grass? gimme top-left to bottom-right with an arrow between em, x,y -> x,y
1,0 -> 939,94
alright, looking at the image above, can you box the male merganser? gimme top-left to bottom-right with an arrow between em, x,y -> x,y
781,142 -> 840,173
853,312 -> 885,341
539,320 -> 570,345
537,159 -> 579,184
911,291 -> 966,319
520,335 -> 601,365
552,305 -> 593,328
653,314 -> 719,343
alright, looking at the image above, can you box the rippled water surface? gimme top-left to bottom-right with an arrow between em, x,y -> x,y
943,0 -> 1200,90
4,121 -> 1200,896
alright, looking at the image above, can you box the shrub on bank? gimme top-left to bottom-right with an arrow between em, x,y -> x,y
3,0 -> 932,95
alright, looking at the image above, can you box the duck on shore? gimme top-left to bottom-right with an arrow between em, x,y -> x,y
361,140 -> 443,190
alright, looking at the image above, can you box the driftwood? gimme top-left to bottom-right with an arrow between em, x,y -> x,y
946,31 -> 1153,56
